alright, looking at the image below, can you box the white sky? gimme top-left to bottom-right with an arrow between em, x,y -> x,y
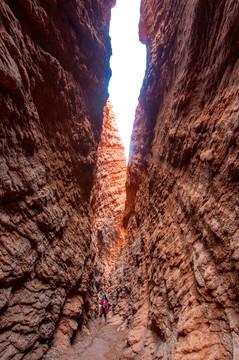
108,0 -> 146,161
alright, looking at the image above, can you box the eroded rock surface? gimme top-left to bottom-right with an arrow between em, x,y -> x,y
112,1 -> 239,359
0,0 -> 114,358
90,99 -> 126,292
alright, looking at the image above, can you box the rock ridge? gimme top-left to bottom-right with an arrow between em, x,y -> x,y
90,99 -> 127,292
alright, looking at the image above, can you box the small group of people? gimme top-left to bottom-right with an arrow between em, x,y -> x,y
99,292 -> 108,325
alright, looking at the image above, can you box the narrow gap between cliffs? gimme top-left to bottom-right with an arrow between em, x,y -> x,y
55,2 -> 147,358
86,0 -> 147,339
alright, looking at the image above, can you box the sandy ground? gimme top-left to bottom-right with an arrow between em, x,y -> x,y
55,318 -> 127,360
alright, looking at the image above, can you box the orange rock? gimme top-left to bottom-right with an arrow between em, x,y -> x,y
90,99 -> 127,289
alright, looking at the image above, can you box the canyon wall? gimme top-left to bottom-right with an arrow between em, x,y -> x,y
0,0 -> 114,358
90,99 -> 126,294
113,0 -> 239,359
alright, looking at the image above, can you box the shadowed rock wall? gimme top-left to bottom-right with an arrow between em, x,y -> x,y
0,0 -> 114,358
112,0 -> 239,359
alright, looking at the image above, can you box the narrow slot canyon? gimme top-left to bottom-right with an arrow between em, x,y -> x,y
0,1 -> 238,360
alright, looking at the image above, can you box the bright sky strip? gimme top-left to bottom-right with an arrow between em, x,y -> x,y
109,0 -> 146,161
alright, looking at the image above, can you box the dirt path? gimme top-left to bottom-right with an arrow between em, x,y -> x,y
55,318 -> 127,360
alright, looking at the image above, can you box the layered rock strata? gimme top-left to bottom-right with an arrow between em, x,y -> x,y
0,0 -> 114,358
112,1 -> 239,359
90,99 -> 126,294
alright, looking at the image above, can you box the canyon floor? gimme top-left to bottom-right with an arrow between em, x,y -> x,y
51,316 -> 127,360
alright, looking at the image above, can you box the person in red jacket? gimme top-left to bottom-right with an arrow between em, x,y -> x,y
99,295 -> 108,325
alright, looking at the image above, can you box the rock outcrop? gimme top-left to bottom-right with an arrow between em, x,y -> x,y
0,0 -> 114,358
112,1 -> 239,359
90,99 -> 126,293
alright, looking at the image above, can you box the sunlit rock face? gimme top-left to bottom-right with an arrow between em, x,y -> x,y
0,0 -> 114,358
112,0 -> 239,359
90,99 -> 127,292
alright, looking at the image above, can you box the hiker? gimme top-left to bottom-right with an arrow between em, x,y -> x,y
99,295 -> 108,325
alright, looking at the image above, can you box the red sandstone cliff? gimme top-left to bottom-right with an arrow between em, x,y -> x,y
0,0 -> 114,358
90,99 -> 126,292
1,0 -> 239,358
112,1 -> 239,359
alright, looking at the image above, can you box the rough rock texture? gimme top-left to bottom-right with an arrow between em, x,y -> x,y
112,1 -> 239,359
0,0 -> 115,358
90,99 -> 126,292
